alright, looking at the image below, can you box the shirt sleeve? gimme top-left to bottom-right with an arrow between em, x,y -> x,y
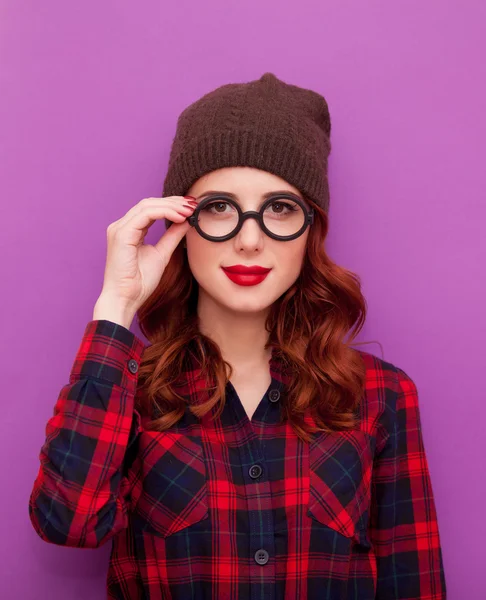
368,367 -> 447,599
28,319 -> 146,549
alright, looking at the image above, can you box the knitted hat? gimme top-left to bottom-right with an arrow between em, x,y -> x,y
162,72 -> 332,213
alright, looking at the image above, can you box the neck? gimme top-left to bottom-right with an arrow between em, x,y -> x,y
197,291 -> 272,370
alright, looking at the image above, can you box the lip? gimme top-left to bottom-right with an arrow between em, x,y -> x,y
222,265 -> 272,274
222,270 -> 270,286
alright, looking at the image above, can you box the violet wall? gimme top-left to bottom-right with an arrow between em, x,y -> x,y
1,1 -> 484,598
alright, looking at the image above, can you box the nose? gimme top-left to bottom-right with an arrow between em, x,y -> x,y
234,214 -> 264,250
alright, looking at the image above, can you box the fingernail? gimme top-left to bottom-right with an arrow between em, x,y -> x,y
184,195 -> 197,200
183,204 -> 195,210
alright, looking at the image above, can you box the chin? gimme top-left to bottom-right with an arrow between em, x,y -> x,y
214,290 -> 277,314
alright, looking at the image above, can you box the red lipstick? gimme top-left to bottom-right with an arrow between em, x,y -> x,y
221,264 -> 272,286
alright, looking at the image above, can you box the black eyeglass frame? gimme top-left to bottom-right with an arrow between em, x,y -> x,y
187,193 -> 315,242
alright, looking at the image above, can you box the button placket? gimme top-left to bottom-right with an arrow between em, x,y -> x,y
227,380 -> 276,584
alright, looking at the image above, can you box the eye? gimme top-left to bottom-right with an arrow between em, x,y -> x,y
265,200 -> 300,215
200,200 -> 237,214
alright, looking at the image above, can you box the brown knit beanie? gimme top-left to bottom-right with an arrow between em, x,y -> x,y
162,72 -> 332,213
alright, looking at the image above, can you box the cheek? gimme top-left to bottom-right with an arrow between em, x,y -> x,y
278,240 -> 307,273
186,235 -> 221,277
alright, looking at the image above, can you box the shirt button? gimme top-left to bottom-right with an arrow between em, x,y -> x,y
128,359 -> 139,374
269,389 -> 280,402
254,549 -> 269,565
249,464 -> 262,479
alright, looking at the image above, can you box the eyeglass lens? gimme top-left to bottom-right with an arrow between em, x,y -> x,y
197,198 -> 306,238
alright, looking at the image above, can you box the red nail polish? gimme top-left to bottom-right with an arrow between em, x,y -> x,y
184,195 -> 196,200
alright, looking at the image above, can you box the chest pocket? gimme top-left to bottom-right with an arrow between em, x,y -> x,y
133,431 -> 209,538
307,430 -> 373,548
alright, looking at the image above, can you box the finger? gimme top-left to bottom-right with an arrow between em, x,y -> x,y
119,206 -> 193,246
153,219 -> 191,256
111,196 -> 190,229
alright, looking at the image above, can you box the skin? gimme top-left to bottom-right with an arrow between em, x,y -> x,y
184,167 -> 310,409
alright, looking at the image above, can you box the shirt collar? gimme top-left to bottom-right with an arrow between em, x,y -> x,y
176,343 -> 292,406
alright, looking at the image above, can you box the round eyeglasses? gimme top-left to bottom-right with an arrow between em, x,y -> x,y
187,194 -> 314,242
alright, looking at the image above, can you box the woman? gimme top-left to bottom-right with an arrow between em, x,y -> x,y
29,72 -> 447,599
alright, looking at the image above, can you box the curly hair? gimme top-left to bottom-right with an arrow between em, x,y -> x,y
134,198 -> 378,443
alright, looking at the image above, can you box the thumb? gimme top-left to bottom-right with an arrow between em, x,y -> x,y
153,220 -> 190,256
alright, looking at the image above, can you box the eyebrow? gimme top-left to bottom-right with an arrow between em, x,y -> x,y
196,190 -> 306,204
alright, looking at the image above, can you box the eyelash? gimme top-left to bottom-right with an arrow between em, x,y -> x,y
200,200 -> 299,213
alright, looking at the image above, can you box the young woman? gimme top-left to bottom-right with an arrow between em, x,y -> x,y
29,73 -> 447,599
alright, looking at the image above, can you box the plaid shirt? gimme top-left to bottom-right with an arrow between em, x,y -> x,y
29,319 -> 447,599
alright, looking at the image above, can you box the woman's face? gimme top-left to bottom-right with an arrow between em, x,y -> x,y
185,166 -> 311,315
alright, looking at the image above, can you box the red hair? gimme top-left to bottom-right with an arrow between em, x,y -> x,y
135,199 -> 376,443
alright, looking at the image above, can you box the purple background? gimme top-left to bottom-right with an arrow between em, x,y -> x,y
1,1 -> 484,598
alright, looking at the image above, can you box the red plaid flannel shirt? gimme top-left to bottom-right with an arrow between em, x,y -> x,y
29,319 -> 447,599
